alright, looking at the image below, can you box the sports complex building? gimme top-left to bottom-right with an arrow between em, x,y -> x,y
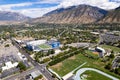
26,39 -> 60,51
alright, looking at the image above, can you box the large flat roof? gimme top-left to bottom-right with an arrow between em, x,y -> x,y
27,40 -> 47,46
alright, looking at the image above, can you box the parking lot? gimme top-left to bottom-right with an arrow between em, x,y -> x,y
0,39 -> 25,79
0,39 -> 19,57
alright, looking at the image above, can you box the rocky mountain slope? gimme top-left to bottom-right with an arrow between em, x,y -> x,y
100,6 -> 120,23
33,5 -> 108,24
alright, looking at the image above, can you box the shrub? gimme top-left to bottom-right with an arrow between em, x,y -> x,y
17,62 -> 26,71
5,44 -> 9,47
34,75 -> 43,80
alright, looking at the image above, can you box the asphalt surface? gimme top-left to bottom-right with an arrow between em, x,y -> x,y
5,68 -> 37,80
4,39 -> 54,80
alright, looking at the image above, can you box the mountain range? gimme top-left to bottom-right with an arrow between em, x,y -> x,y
0,11 -> 30,21
0,5 -> 120,25
32,5 -> 120,24
33,5 -> 108,24
100,6 -> 120,23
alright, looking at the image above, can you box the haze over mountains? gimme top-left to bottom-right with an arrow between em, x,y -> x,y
0,5 -> 120,24
0,11 -> 30,21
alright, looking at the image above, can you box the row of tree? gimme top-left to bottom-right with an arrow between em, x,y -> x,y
49,48 -> 83,66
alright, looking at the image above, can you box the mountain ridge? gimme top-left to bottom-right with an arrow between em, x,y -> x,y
0,5 -> 119,25
100,6 -> 120,23
0,11 -> 30,21
32,5 -> 108,24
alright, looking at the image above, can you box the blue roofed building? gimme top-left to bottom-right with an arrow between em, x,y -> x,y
50,42 -> 60,48
47,38 -> 60,49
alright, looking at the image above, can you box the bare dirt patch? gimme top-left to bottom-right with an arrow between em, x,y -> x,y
93,52 -> 99,55
51,63 -> 63,71
93,62 -> 104,67
68,56 -> 76,60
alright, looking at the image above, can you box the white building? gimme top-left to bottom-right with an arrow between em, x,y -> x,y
95,47 -> 106,57
2,61 -> 18,71
18,52 -> 27,61
26,40 -> 47,46
26,40 -> 47,51
31,71 -> 41,79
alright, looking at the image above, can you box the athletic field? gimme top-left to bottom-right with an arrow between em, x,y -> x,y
39,44 -> 51,49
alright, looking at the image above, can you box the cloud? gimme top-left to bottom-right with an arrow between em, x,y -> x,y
38,0 -> 61,4
0,2 -> 33,11
0,0 -> 119,18
0,0 -> 61,11
58,0 -> 120,9
110,0 -> 120,2
0,1 -> 60,18
13,7 -> 58,18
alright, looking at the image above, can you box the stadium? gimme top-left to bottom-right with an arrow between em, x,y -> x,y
26,39 -> 60,52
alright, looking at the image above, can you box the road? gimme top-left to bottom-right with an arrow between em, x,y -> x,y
5,39 -> 54,80
4,68 -> 37,80
74,68 -> 119,80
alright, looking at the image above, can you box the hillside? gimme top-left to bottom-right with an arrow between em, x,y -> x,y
32,5 -> 108,24
100,6 -> 120,23
0,11 -> 30,21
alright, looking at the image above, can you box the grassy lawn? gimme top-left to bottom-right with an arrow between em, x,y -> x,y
39,44 -> 51,49
50,55 -> 85,77
50,53 -> 104,77
81,71 -> 112,80
100,45 -> 120,53
85,50 -> 99,58
50,53 -> 120,78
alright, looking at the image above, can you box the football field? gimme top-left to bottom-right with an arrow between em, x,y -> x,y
39,44 -> 51,49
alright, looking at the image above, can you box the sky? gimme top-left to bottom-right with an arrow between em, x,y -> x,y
0,0 -> 119,18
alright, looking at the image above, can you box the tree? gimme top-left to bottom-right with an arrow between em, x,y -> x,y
105,63 -> 111,70
52,74 -> 56,78
114,68 -> 120,75
17,62 -> 26,71
48,49 -> 55,55
34,75 -> 43,80
51,49 -> 55,54
5,44 -> 9,47
34,51 -> 44,62
109,53 -> 114,58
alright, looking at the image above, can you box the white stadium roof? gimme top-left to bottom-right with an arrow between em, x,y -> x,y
26,40 -> 47,46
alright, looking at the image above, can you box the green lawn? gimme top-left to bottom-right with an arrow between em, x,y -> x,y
81,71 -> 112,80
100,45 -> 120,53
50,54 -> 85,77
50,53 -> 120,78
50,53 -> 104,77
39,44 -> 51,49
85,50 -> 98,58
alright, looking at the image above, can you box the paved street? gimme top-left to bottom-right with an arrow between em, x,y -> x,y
4,68 -> 37,80
4,39 -> 54,80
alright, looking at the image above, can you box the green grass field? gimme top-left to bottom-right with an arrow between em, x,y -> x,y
85,50 -> 99,58
100,45 -> 120,53
50,53 -> 120,78
39,44 -> 51,49
81,71 -> 112,80
50,53 -> 103,77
